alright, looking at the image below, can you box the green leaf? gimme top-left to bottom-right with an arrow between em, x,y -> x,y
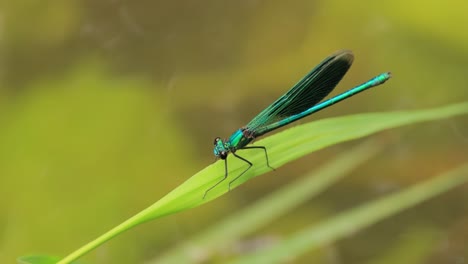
231,163 -> 468,264
152,140 -> 383,263
53,102 -> 468,264
17,255 -> 61,264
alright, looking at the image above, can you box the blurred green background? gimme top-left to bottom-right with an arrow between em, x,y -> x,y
2,1 -> 468,263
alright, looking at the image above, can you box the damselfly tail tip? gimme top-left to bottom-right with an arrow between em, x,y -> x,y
377,72 -> 392,85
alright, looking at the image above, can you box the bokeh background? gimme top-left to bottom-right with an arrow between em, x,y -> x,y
2,0 -> 468,263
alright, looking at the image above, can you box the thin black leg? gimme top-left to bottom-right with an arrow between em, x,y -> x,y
203,159 -> 229,199
241,145 -> 276,171
228,152 -> 253,190
204,146 -> 275,198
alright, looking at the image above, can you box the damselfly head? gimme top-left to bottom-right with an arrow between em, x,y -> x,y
213,137 -> 228,159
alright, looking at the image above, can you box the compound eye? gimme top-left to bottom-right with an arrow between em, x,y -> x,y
213,137 -> 221,145
219,151 -> 228,159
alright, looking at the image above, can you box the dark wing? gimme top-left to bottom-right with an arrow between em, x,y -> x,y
245,50 -> 354,134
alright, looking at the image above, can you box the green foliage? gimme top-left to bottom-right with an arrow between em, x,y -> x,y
230,164 -> 468,263
153,140 -> 383,263
17,255 -> 61,264
19,102 -> 466,264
